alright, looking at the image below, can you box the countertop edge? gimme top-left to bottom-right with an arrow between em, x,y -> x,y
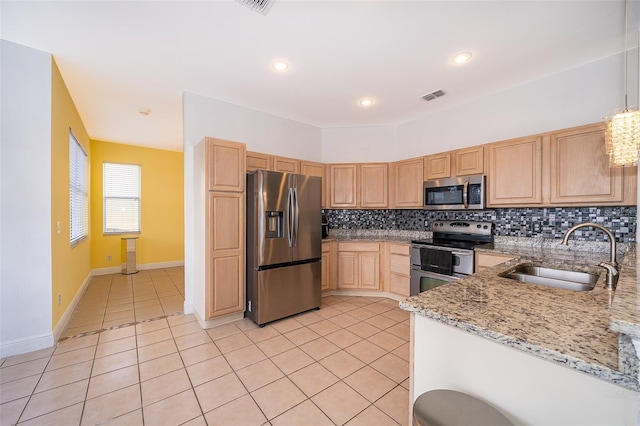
400,300 -> 639,391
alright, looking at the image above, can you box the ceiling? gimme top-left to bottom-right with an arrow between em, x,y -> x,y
1,1 -> 633,152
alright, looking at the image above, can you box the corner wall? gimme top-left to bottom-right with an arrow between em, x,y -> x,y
321,53 -> 626,162
182,92 -> 322,321
90,140 -> 184,271
0,41 -> 54,357
50,59 -> 92,332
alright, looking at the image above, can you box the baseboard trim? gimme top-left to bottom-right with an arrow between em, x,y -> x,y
193,309 -> 245,330
0,333 -> 55,359
322,290 -> 406,302
92,260 -> 185,276
51,272 -> 92,343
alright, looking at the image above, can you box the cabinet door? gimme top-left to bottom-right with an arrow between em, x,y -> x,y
321,249 -> 330,291
337,252 -> 358,289
300,161 -> 323,177
549,124 -> 623,204
360,164 -> 388,208
393,158 -> 424,208
359,252 -> 380,290
273,156 -> 300,174
206,138 -> 246,192
330,164 -> 358,208
207,192 -> 244,318
487,137 -> 542,206
425,152 -> 451,180
456,146 -> 484,176
246,151 -> 272,172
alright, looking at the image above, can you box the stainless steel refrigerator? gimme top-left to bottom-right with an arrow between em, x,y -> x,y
246,170 -> 322,326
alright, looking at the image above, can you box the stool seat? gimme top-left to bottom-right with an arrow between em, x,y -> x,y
413,389 -> 512,426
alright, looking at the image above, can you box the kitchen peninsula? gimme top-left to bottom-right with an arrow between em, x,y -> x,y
400,240 -> 640,425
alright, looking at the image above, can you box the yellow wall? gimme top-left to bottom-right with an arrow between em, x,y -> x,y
90,141 -> 184,269
51,59 -> 92,329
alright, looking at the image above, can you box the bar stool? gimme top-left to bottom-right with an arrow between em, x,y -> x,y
413,389 -> 513,426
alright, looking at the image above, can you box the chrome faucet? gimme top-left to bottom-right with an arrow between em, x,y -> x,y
561,222 -> 618,290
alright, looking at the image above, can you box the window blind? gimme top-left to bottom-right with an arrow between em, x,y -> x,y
69,131 -> 88,245
103,162 -> 141,234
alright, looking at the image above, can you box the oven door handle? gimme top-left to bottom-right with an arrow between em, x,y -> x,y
451,251 -> 473,256
462,180 -> 469,209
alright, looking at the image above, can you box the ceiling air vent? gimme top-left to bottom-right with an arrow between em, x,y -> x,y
421,90 -> 446,102
236,0 -> 275,15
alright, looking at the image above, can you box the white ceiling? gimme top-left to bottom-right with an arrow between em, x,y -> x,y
1,1 -> 633,152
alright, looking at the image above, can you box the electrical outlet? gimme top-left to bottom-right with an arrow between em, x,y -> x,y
424,220 -> 429,227
57,293 -> 61,306
107,255 -> 112,262
57,221 -> 61,234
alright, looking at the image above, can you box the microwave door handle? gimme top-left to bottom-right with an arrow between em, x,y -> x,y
462,180 -> 469,209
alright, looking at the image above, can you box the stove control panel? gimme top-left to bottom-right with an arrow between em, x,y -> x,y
431,220 -> 492,236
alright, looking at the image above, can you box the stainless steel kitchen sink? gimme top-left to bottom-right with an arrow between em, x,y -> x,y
500,264 -> 599,292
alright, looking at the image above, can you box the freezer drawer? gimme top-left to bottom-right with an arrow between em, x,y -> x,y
246,261 -> 321,325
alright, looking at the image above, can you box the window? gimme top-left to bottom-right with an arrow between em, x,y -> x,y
103,162 -> 141,234
69,131 -> 88,245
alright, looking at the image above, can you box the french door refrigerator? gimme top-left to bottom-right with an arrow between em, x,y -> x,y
246,170 -> 322,326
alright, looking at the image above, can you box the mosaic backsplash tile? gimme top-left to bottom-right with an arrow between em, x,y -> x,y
322,207 -> 637,243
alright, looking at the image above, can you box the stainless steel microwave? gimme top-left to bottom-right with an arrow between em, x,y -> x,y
423,175 -> 485,210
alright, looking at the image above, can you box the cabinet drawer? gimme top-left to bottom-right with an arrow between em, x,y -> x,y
390,253 -> 410,275
338,242 -> 380,252
475,252 -> 515,269
389,243 -> 410,256
389,273 -> 410,297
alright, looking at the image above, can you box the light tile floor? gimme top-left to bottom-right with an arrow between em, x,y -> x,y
0,268 -> 410,426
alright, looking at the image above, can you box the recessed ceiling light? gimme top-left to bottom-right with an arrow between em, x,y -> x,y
271,60 -> 289,72
359,98 -> 374,107
452,52 -> 472,64
138,108 -> 151,116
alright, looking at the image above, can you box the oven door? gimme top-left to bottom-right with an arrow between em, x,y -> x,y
410,267 -> 462,296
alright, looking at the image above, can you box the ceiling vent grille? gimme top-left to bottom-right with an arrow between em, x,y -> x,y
236,0 -> 275,15
421,90 -> 446,102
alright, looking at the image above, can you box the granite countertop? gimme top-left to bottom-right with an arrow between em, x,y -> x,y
400,239 -> 639,391
323,229 -> 431,245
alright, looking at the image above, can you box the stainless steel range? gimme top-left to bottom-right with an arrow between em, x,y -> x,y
410,220 -> 493,295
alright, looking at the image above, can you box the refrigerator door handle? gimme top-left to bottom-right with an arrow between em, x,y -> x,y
293,188 -> 299,247
287,188 -> 294,247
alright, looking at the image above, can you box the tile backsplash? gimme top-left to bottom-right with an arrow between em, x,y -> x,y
323,207 -> 637,243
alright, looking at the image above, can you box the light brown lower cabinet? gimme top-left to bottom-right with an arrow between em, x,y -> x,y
337,242 -> 380,290
474,251 -> 516,273
206,192 -> 245,318
321,240 -> 337,291
386,243 -> 411,297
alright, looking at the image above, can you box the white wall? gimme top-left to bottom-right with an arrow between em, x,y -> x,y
321,126 -> 398,163
182,92 -> 322,322
413,314 -> 638,425
322,53 -> 626,162
0,41 -> 54,357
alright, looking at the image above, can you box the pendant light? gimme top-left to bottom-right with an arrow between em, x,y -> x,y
605,0 -> 640,167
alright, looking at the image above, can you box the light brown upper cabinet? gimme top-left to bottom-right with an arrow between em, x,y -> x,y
424,152 -> 452,180
548,123 -> 625,205
487,136 -> 543,206
329,164 -> 358,208
360,163 -> 388,208
328,163 -> 388,209
391,157 -> 424,208
273,156 -> 300,174
300,160 -> 323,178
206,138 -> 246,192
301,160 -> 328,209
455,146 -> 484,176
246,151 -> 272,172
425,146 -> 484,180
